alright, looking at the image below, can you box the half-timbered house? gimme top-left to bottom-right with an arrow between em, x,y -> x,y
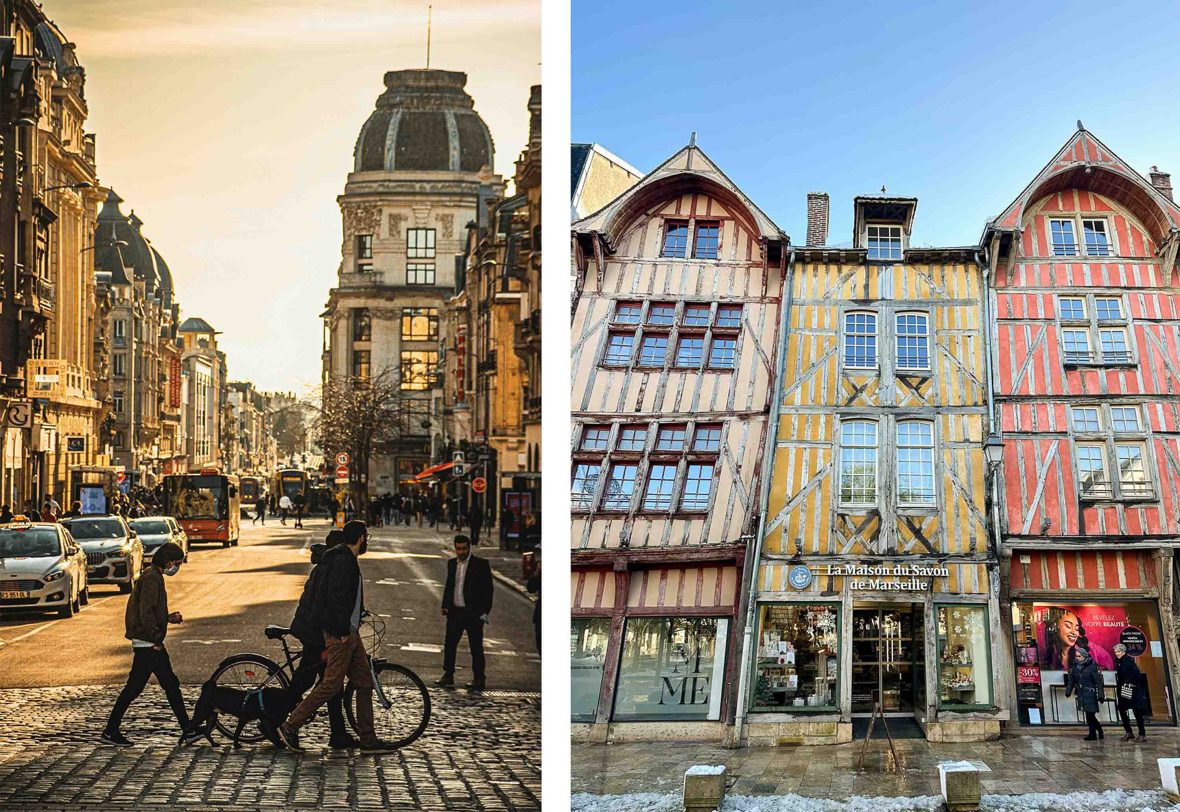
986,125 -> 1180,731
738,195 -> 1003,745
570,142 -> 787,742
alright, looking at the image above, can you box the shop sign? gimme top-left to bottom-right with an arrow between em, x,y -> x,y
1119,626 -> 1147,657
1017,681 -> 1043,706
66,437 -> 85,453
1016,664 -> 1041,684
787,564 -> 813,590
5,401 -> 31,429
805,562 -> 950,591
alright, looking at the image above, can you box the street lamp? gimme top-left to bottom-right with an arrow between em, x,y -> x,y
983,432 -> 1004,468
982,432 -> 1005,556
43,181 -> 92,194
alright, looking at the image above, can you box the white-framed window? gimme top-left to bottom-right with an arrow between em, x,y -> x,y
661,220 -> 689,258
1115,444 -> 1152,497
1076,444 -> 1110,497
407,263 -> 435,285
637,335 -> 668,367
113,354 -> 126,377
866,224 -> 902,260
715,305 -> 743,329
674,336 -> 704,368
681,463 -> 715,511
896,420 -> 936,505
643,464 -> 678,510
693,222 -> 720,260
1095,297 -> 1123,321
602,463 -> 638,510
895,312 -> 931,371
1049,219 -> 1078,256
1099,328 -> 1131,363
1110,406 -> 1141,433
1071,406 -> 1101,433
692,424 -> 723,452
708,337 -> 736,369
113,319 -> 127,340
113,392 -> 124,413
1062,328 -> 1091,363
839,420 -> 878,505
603,334 -> 634,366
1082,219 -> 1111,256
683,304 -> 711,327
1059,297 -> 1086,321
407,228 -> 436,259
844,311 -> 877,369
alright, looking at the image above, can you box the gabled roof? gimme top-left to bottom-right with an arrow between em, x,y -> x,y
573,141 -> 787,247
987,125 -> 1180,245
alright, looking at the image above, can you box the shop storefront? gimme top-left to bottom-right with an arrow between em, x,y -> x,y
570,551 -> 744,743
740,560 -> 1006,744
1006,549 -> 1177,729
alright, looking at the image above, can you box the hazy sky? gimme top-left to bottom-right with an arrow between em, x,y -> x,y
49,0 -> 539,394
574,1 -> 1180,248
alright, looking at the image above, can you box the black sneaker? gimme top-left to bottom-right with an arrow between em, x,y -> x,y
358,738 -> 399,753
465,680 -> 486,692
180,727 -> 205,746
101,729 -> 132,747
434,675 -> 454,687
276,724 -> 304,753
329,734 -> 361,749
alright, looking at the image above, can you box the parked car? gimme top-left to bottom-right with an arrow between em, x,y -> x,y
129,516 -> 189,562
59,514 -> 143,594
0,521 -> 89,618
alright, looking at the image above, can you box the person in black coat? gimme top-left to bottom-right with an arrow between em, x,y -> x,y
436,534 -> 493,691
1113,643 -> 1149,741
1065,645 -> 1106,740
526,554 -> 541,655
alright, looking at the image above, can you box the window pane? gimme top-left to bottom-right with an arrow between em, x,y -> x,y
1062,329 -> 1090,362
896,313 -> 930,371
844,312 -> 877,368
840,421 -> 878,504
580,427 -> 610,451
1059,298 -> 1086,321
708,338 -> 736,369
866,225 -> 902,260
655,426 -> 686,451
683,305 -> 711,326
407,228 -> 436,258
1050,220 -> 1077,256
571,464 -> 600,510
602,464 -> 638,510
753,604 -> 839,710
356,234 -> 373,259
351,350 -> 370,379
674,336 -> 704,367
617,427 -> 647,451
1100,329 -> 1130,363
399,350 -> 438,390
401,307 -> 439,341
615,302 -> 642,324
647,303 -> 676,325
1083,220 -> 1110,257
353,309 -> 371,341
638,335 -> 668,366
614,617 -> 725,721
572,618 -> 611,721
1110,407 -> 1140,433
681,463 -> 714,510
1077,446 -> 1110,496
1116,445 -> 1152,497
897,421 -> 935,504
643,464 -> 677,510
407,263 -> 435,284
1071,407 -> 1101,432
604,334 -> 634,366
693,223 -> 720,259
937,605 -> 992,708
661,221 -> 689,258
692,425 -> 722,452
1095,297 -> 1122,321
715,305 -> 742,328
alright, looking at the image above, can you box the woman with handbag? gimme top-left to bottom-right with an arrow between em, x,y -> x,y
1064,646 -> 1105,740
1113,643 -> 1149,742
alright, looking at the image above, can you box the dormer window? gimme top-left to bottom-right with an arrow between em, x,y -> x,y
1082,219 -> 1111,257
661,221 -> 689,258
1049,219 -> 1078,256
866,225 -> 902,260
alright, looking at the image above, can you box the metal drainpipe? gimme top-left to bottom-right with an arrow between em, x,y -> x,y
733,244 -> 795,744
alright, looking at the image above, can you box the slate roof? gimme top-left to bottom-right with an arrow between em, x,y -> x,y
178,317 -> 217,334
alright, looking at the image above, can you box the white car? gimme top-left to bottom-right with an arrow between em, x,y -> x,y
0,521 -> 89,618
59,514 -> 144,594
130,516 -> 189,562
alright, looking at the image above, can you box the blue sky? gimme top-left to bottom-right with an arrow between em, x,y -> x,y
573,1 -> 1180,246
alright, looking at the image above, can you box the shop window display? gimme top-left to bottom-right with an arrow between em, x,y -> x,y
613,617 -> 727,721
571,618 -> 611,721
936,605 -> 992,708
752,604 -> 839,711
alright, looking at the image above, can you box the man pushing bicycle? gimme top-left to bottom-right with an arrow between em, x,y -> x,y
277,520 -> 396,753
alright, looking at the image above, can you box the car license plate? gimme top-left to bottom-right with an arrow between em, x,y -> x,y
0,591 -> 30,599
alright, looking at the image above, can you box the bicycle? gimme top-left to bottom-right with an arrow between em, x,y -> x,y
209,613 -> 431,747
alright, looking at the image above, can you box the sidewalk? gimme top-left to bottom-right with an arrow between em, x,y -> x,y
572,729 -> 1180,800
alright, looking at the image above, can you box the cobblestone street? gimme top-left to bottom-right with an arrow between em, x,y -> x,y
0,684 -> 540,810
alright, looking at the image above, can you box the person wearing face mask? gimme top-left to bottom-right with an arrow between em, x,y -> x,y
277,520 -> 396,753
102,542 -> 189,746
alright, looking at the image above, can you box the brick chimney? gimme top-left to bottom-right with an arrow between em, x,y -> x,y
806,192 -> 829,247
1149,166 -> 1173,201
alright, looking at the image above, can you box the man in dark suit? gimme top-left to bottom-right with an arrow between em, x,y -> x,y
436,534 -> 493,691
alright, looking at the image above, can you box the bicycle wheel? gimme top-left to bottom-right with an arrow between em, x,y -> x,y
345,661 -> 431,748
208,653 -> 290,743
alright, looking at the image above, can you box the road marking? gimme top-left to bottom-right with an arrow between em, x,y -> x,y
400,643 -> 443,653
0,594 -> 119,647
179,639 -> 243,645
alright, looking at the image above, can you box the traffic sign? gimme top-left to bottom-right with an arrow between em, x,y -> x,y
453,463 -> 465,476
336,452 -> 350,466
116,470 -> 126,484
471,476 -> 487,494
335,464 -> 350,479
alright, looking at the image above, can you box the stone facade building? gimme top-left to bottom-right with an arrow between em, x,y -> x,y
178,317 -> 221,471
570,143 -> 787,743
322,68 -> 502,495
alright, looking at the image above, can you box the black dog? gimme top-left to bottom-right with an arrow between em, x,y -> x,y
184,679 -> 298,748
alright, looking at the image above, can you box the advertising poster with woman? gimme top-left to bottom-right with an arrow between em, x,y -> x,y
1035,605 -> 1126,671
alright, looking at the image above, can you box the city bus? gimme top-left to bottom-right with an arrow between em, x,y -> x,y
163,469 -> 241,548
239,476 -> 263,504
273,468 -> 307,505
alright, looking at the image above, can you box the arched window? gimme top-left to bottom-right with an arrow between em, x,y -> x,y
897,420 -> 935,505
895,312 -> 930,371
839,420 -> 878,505
843,311 -> 877,369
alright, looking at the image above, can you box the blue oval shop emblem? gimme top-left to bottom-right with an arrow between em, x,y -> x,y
788,564 -> 813,590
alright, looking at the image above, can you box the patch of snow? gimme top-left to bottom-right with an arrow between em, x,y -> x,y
686,765 -> 727,776
571,793 -> 681,812
980,789 -> 1178,812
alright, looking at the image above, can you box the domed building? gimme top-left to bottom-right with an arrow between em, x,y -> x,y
322,69 -> 503,498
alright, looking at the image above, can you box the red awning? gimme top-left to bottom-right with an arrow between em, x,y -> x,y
414,461 -> 455,481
